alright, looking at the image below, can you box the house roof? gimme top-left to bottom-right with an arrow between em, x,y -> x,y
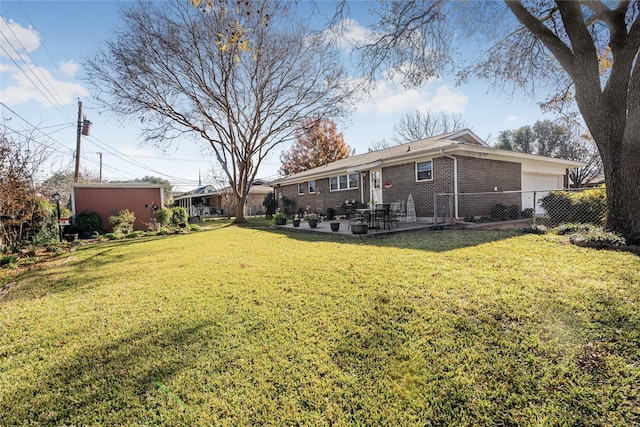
271,129 -> 585,186
174,181 -> 272,201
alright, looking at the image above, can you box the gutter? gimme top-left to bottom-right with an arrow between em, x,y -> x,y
440,149 -> 459,219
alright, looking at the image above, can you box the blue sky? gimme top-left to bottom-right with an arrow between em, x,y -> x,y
1,0 -> 555,191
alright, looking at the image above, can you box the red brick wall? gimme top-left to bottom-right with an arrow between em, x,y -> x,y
278,155 -> 522,218
73,187 -> 163,232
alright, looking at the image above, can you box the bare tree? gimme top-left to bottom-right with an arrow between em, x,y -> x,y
351,1 -> 640,243
392,110 -> 470,144
85,0 -> 355,223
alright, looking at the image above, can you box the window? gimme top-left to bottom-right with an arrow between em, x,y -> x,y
339,175 -> 348,190
372,170 -> 381,189
416,160 -> 433,181
348,173 -> 358,189
330,173 -> 359,191
298,183 -> 304,195
330,177 -> 338,191
308,180 -> 316,194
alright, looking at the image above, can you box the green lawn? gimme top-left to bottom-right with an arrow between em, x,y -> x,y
1,226 -> 639,425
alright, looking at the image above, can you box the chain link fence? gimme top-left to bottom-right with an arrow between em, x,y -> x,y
434,187 -> 606,227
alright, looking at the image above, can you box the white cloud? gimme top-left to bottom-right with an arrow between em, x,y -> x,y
505,114 -> 523,124
58,60 -> 80,77
0,17 -> 41,59
354,76 -> 468,117
0,18 -> 88,107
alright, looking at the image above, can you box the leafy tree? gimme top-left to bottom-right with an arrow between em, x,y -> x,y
392,110 -> 470,144
85,0 -> 355,224
0,131 -> 52,247
496,120 -> 603,187
350,1 -> 640,243
280,119 -> 354,176
132,176 -> 173,206
39,170 -> 99,207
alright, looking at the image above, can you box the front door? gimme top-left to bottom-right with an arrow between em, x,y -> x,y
370,169 -> 383,204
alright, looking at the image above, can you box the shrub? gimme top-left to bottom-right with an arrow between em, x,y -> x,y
157,227 -> 170,235
569,230 -> 626,246
540,188 -> 606,226
189,224 -> 202,232
74,210 -> 104,234
554,223 -> 602,235
155,208 -> 172,226
171,207 -> 188,227
125,231 -> 145,239
521,208 -> 534,218
507,204 -> 521,220
263,192 -> 278,217
104,232 -> 123,240
522,225 -> 548,235
1,254 -> 18,267
109,209 -> 136,235
489,204 -> 508,221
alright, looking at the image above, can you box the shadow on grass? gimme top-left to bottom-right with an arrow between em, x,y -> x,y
1,317 -> 216,425
262,227 -> 522,253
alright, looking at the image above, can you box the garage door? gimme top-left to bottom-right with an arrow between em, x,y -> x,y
522,173 -> 564,213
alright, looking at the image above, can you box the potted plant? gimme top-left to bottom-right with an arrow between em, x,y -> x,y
351,220 -> 368,234
273,213 -> 287,225
330,221 -> 340,232
292,214 -> 301,227
305,214 -> 319,228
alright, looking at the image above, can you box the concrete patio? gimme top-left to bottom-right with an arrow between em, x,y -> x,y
274,218 -> 436,237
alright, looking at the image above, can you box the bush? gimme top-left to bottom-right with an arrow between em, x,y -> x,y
171,207 -> 188,227
155,208 -> 172,226
1,254 -> 18,267
157,227 -> 170,235
507,204 -> 521,220
569,230 -> 626,246
189,224 -> 202,232
522,225 -> 548,235
109,209 -> 136,235
553,223 -> 602,235
104,232 -> 123,240
489,204 -> 508,221
74,211 -> 104,234
521,208 -> 534,218
540,188 -> 606,225
263,193 -> 278,217
125,231 -> 145,239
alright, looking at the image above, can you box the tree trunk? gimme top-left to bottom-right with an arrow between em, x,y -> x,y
601,135 -> 640,244
234,192 -> 246,224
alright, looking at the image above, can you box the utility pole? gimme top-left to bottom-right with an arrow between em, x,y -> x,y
98,152 -> 103,182
73,99 -> 92,183
74,100 -> 82,183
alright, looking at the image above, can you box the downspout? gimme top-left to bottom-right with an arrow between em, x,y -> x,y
440,150 -> 459,220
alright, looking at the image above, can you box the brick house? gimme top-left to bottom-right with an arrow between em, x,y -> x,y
270,129 -> 584,221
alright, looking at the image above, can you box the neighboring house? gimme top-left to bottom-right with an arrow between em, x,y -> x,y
174,180 -> 272,218
72,184 -> 164,231
271,129 -> 585,221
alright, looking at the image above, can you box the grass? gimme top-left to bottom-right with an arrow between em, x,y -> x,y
1,226 -> 639,425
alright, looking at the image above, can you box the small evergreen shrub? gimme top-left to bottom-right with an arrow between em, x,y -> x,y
569,230 -> 626,246
109,209 -> 136,235
522,225 -> 548,235
507,204 -> 521,220
171,207 -> 189,227
540,188 -> 606,225
189,224 -> 202,232
489,204 -> 508,221
155,208 -> 172,226
521,208 -> 534,218
1,255 -> 18,267
554,223 -> 602,235
157,227 -> 170,235
104,232 -> 123,240
74,211 -> 104,234
125,231 -> 145,239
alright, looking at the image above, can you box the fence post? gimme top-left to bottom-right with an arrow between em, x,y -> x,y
532,191 -> 537,226
433,193 -> 438,225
